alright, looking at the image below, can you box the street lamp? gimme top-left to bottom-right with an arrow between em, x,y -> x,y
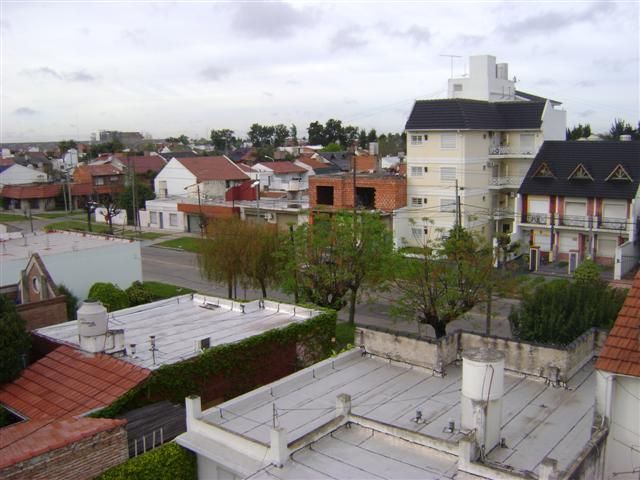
264,155 -> 275,162
184,183 -> 204,235
251,180 -> 260,223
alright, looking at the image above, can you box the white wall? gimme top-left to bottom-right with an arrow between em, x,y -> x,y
154,158 -> 197,196
0,164 -> 48,186
0,241 -> 142,301
94,207 -> 128,226
139,199 -> 187,232
541,101 -> 567,141
448,55 -> 516,102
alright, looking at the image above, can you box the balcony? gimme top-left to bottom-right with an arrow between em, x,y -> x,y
597,216 -> 629,231
558,215 -> 591,229
488,176 -> 523,189
489,146 -> 536,157
521,212 -> 550,226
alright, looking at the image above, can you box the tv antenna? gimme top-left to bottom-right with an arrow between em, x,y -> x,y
440,54 -> 462,78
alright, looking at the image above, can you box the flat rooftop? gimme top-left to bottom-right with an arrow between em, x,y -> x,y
201,349 -> 595,477
0,230 -> 135,258
35,295 -> 321,370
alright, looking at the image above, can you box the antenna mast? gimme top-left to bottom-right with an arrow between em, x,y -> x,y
440,54 -> 462,78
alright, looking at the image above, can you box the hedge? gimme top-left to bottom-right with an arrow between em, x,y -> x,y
96,442 -> 196,480
94,308 -> 336,418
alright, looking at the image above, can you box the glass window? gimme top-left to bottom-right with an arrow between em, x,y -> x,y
440,167 -> 456,181
150,212 -> 158,224
410,166 -> 423,177
411,197 -> 423,207
411,135 -> 423,145
169,213 -> 178,226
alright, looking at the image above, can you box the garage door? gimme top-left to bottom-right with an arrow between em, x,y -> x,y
558,234 -> 578,253
598,238 -> 617,257
534,231 -> 551,251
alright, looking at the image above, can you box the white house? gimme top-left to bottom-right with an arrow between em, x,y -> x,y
394,54 -> 566,247
154,156 -> 249,199
0,163 -> 48,187
595,274 -> 640,480
138,198 -> 187,232
252,161 -> 308,192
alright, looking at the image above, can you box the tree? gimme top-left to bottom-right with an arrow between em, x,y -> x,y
324,118 -> 343,145
58,284 -> 79,320
573,259 -> 600,283
247,123 -> 275,147
0,295 -> 31,383
166,134 -> 190,145
89,139 -> 124,158
605,118 -> 637,140
281,212 -> 395,322
246,224 -> 283,298
320,143 -> 342,152
117,183 -> 155,226
101,202 -> 122,235
367,128 -> 377,144
126,281 -> 154,306
307,121 -> 325,145
273,124 -> 290,147
509,278 -> 626,345
391,226 -> 496,338
88,282 -> 130,312
566,124 -> 591,140
358,129 -> 368,148
58,139 -> 77,154
210,129 -> 237,153
290,124 -> 298,145
341,125 -> 360,149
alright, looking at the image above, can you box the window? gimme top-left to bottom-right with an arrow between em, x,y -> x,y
453,84 -> 463,92
440,199 -> 456,212
568,163 -> 593,181
94,177 -> 105,186
440,167 -> 456,181
606,164 -> 632,182
411,197 -> 424,207
169,213 -> 178,226
411,135 -> 424,145
440,133 -> 457,149
316,186 -> 334,206
411,226 -> 428,242
109,175 -> 119,182
533,162 -> 555,178
410,166 -> 427,176
31,276 -> 40,294
150,212 -> 158,224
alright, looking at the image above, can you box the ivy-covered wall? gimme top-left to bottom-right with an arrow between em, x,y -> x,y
96,309 -> 336,417
96,442 -> 196,480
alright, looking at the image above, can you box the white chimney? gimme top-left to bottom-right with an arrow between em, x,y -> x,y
461,348 -> 505,454
77,300 -> 109,353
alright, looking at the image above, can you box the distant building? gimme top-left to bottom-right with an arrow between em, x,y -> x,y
98,130 -> 145,148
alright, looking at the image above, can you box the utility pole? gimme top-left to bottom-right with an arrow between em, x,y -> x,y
486,210 -> 494,336
131,156 -> 139,232
455,179 -> 462,230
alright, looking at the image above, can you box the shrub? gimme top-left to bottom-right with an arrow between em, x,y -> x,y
96,442 -> 196,480
573,259 -> 601,283
87,282 -> 130,312
58,284 -> 79,320
126,281 -> 154,306
0,295 -> 31,383
510,278 -> 626,345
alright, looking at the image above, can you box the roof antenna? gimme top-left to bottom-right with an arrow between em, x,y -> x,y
440,54 -> 462,78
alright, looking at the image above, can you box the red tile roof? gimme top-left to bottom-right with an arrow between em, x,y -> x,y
256,161 -> 307,174
297,157 -> 331,170
121,155 -> 167,174
236,163 -> 255,173
0,417 -> 126,468
1,184 -> 62,199
0,345 -> 150,420
85,164 -> 122,176
596,272 -> 640,376
177,156 -> 249,182
0,158 -> 15,166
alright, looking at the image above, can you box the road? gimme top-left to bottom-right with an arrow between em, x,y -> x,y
141,245 -> 517,337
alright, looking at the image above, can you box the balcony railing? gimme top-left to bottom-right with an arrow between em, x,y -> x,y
598,217 -> 629,230
522,213 -> 549,225
488,176 -> 523,188
489,146 -> 536,156
558,214 -> 591,228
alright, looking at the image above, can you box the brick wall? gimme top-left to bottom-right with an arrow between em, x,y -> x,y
17,296 -> 68,330
309,174 -> 406,212
354,154 -> 376,172
1,425 -> 128,480
178,203 -> 240,219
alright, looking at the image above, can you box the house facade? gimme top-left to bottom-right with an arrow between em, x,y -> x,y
394,55 -> 566,247
252,161 -> 309,193
516,140 -> 640,278
0,163 -> 48,187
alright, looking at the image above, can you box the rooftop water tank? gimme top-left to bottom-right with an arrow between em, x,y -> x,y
462,348 -> 505,401
77,300 -> 108,337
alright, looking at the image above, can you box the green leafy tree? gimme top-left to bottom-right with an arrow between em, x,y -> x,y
210,129 -> 237,152
58,139 -> 77,154
247,123 -> 276,147
509,278 -> 626,345
320,143 -> 342,152
307,121 -> 325,145
358,129 -> 368,148
165,134 -> 190,145
89,139 -> 124,158
565,124 -> 592,140
117,183 -> 155,225
246,224 -> 284,298
88,283 -> 130,312
573,259 -> 601,283
324,118 -> 343,145
377,132 -> 406,156
290,124 -> 298,145
0,295 -> 31,383
281,212 -> 395,322
605,118 -> 637,140
273,124 -> 290,147
367,128 -> 377,144
126,281 -> 154,306
391,226 -> 497,338
58,284 -> 79,320
340,125 -> 360,148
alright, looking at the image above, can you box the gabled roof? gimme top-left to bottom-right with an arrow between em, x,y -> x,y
1,183 -> 62,199
254,161 -> 307,174
177,156 -> 249,182
519,141 -> 640,200
82,163 -> 123,176
159,150 -> 197,161
236,163 -> 255,173
596,272 -> 640,377
296,157 -> 339,172
0,345 -> 150,420
405,98 -> 546,131
318,151 -> 354,171
120,155 -> 167,174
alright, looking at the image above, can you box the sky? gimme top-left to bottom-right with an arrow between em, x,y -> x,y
1,0 -> 638,143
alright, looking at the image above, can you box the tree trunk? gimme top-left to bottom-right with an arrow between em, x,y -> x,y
433,321 -> 447,339
227,277 -> 233,299
260,279 -> 267,299
348,289 -> 357,324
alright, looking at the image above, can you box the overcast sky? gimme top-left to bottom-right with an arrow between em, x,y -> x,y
1,1 -> 638,143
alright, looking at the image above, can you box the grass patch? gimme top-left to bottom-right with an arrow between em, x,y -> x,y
46,220 -> 112,234
153,236 -> 203,253
122,231 -> 167,240
335,322 -> 355,351
142,281 -> 195,299
0,213 -> 27,222
34,211 -> 81,219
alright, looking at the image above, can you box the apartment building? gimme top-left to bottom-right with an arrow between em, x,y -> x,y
394,55 -> 566,247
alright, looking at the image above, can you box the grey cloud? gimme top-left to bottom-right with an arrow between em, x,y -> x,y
232,1 -> 309,39
200,66 -> 230,82
263,91 -> 274,97
454,34 -> 485,47
579,109 -> 597,117
575,80 -> 596,88
14,107 -> 38,116
329,27 -> 367,52
123,28 -> 146,45
497,2 -> 614,41
78,27 -> 89,36
1,20 -> 10,32
22,67 -> 97,82
67,71 -> 97,82
535,78 -> 556,86
398,25 -> 431,45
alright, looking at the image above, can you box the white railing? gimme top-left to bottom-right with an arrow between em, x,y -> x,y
488,176 -> 523,187
489,145 -> 535,156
